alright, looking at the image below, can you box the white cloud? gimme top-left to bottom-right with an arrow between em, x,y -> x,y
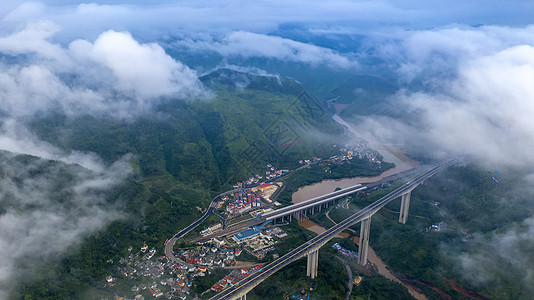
0,1 -> 408,38
0,119 -> 110,172
359,41 -> 534,168
2,1 -> 532,41
72,30 -> 206,100
453,215 -> 534,288
0,20 -> 64,59
176,31 -> 356,68
222,31 -> 355,68
2,2 -> 47,22
2,2 -> 531,78
0,23 -> 208,119
0,151 -> 131,298
371,25 -> 534,84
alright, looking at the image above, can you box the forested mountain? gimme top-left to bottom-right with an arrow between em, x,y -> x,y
28,68 -> 343,192
8,69 -> 347,299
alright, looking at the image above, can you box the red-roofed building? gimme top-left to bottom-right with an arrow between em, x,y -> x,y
257,182 -> 273,192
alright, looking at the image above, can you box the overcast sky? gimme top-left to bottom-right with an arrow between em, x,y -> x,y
2,0 -> 534,41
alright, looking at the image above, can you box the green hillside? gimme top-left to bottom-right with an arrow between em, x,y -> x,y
29,68 -> 343,192
14,69 -> 348,298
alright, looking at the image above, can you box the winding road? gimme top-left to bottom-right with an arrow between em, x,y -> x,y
165,191 -> 234,263
336,256 -> 354,300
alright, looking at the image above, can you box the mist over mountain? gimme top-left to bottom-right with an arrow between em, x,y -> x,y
0,151 -> 131,299
1,1 -> 534,299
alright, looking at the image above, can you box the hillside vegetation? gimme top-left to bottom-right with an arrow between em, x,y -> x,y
15,69 -> 350,299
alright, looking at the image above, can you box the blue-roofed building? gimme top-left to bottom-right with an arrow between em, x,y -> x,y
233,227 -> 261,243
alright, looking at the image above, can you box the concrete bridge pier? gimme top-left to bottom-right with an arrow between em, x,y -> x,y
357,217 -> 371,266
306,249 -> 319,279
398,192 -> 411,224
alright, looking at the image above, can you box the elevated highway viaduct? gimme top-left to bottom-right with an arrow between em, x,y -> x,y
190,183 -> 368,244
262,184 -> 367,222
210,158 -> 462,300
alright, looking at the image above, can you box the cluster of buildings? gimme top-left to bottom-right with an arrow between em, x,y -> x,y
264,165 -> 288,179
232,164 -> 290,189
233,166 -> 270,189
265,226 -> 288,238
236,175 -> 261,187
224,189 -> 262,215
239,231 -> 275,253
232,226 -> 287,257
298,157 -> 322,165
175,246 -> 242,268
210,264 -> 264,292
340,143 -> 382,165
320,143 -> 384,167
210,274 -> 238,292
110,244 -> 195,299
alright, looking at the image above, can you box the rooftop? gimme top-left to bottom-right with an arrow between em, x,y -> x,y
233,227 -> 261,241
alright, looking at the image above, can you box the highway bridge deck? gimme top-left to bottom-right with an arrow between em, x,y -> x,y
210,158 -> 461,300
263,184 -> 367,220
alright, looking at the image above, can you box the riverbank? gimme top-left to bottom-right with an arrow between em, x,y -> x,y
292,165 -> 415,203
299,218 -> 428,300
292,114 -> 418,204
294,114 -> 427,299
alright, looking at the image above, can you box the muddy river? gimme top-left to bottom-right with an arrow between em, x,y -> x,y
294,115 -> 426,299
299,219 -> 427,300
